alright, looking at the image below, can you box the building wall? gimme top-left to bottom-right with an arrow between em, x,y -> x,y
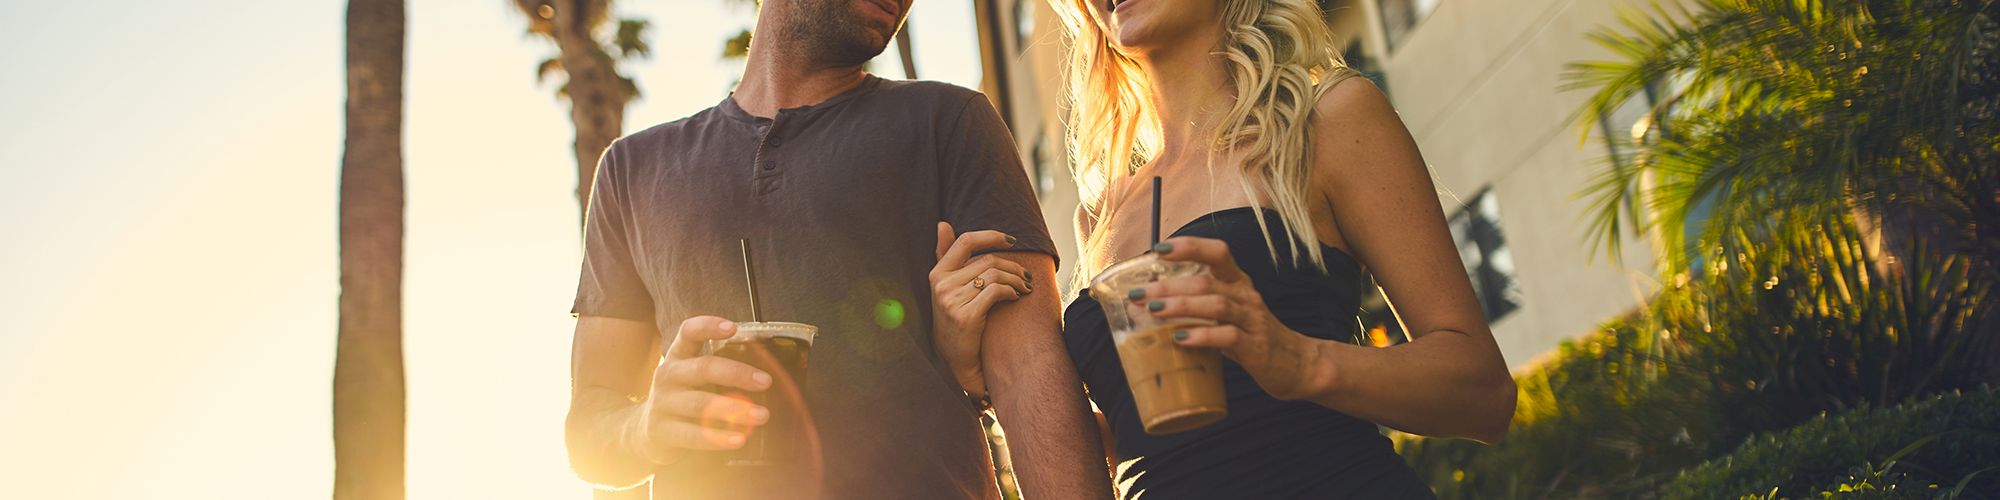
980,0 -> 1083,289
987,0 -> 1667,369
1341,0 -> 1670,367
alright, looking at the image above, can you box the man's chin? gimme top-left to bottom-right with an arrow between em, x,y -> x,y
826,38 -> 894,68
860,29 -> 896,55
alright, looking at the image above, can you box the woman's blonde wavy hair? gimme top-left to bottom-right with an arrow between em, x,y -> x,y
1052,0 -> 1359,289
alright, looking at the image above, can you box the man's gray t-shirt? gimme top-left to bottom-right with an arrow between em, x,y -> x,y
572,76 -> 1057,499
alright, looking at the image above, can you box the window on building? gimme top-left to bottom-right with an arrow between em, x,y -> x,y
1448,189 -> 1522,322
1343,40 -> 1389,97
1029,133 -> 1054,195
1600,72 -> 1698,167
1597,73 -> 1716,270
1599,84 -> 1660,168
1379,0 -> 1441,49
1356,276 -> 1408,348
1013,0 -> 1035,54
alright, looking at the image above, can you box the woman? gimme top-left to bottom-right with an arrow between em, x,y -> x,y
930,0 -> 1517,497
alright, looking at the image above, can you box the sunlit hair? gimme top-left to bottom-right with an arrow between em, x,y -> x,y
1052,0 -> 1360,289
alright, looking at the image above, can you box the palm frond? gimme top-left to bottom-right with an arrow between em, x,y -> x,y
535,56 -> 563,84
613,18 -> 650,60
1564,0 -> 2000,273
723,29 -> 752,60
620,75 -> 640,100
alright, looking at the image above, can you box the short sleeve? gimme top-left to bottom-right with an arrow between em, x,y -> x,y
937,93 -> 1060,265
571,141 -> 656,321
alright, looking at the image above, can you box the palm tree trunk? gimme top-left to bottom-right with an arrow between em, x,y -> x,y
548,0 -> 626,228
540,5 -> 644,497
335,0 -> 407,499
896,26 -> 917,80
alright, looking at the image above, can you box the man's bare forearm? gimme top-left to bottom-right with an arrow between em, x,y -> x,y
983,256 -> 1114,499
565,386 -> 654,489
988,346 -> 1112,498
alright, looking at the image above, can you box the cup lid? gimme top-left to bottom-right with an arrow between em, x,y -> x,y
1088,253 -> 1206,301
726,321 -> 817,345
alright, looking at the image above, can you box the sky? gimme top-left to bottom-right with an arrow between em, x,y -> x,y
0,1 -> 987,498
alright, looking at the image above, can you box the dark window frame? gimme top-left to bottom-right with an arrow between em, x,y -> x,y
1027,131 -> 1052,195
1378,0 -> 1442,51
1343,40 -> 1390,98
1597,75 -> 1718,272
1012,0 -> 1035,56
1448,188 -> 1522,322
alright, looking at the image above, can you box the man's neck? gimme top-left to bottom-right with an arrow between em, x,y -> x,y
731,42 -> 870,119
1133,31 -> 1234,166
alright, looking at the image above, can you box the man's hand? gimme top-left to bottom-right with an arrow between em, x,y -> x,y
627,316 -> 773,466
928,221 -> 1032,398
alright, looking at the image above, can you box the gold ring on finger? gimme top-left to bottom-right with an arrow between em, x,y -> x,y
970,277 -> 986,289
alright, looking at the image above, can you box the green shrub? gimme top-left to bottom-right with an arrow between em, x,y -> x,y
1398,219 -> 1995,499
1662,387 -> 2000,499
1406,0 -> 2000,496
1557,1 -> 2000,484
1397,320 -> 1726,499
1400,213 -> 1992,498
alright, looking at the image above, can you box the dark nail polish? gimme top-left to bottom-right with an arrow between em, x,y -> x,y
1005,235 -> 1019,245
1128,288 -> 1146,300
1148,300 -> 1165,312
1024,271 -> 1034,281
1173,330 -> 1189,341
1025,283 -> 1034,292
1153,242 -> 1173,254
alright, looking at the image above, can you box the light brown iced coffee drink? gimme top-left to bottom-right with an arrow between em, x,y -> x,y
1114,322 -> 1227,434
1089,254 -> 1228,435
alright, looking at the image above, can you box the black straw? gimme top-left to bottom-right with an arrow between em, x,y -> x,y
739,239 -> 762,322
1150,176 -> 1163,246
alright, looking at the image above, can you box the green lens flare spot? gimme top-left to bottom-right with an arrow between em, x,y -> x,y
874,299 -> 905,329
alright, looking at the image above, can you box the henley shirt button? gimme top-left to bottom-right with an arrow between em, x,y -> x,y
766,138 -> 782,148
761,160 -> 777,171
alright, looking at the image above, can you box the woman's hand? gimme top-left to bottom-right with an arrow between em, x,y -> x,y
1131,237 -> 1333,401
928,221 -> 1034,400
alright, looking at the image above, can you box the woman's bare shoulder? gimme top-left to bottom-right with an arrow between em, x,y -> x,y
1310,76 -> 1399,138
1310,76 -> 1422,176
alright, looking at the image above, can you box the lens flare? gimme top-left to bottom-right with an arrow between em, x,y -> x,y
700,392 -> 760,440
873,299 -> 905,329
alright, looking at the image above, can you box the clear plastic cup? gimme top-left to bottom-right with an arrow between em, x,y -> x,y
1088,254 -> 1227,434
702,321 -> 816,466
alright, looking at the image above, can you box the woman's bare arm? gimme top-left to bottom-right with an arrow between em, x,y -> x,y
1305,78 -> 1516,442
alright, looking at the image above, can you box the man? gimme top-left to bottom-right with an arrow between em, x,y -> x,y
562,0 -> 1112,498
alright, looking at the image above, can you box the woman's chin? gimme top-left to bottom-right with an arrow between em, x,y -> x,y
1113,26 -> 1166,53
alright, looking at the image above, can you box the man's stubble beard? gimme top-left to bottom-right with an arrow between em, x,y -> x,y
772,0 -> 896,68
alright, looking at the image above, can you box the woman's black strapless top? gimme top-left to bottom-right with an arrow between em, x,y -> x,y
1064,207 -> 1434,499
